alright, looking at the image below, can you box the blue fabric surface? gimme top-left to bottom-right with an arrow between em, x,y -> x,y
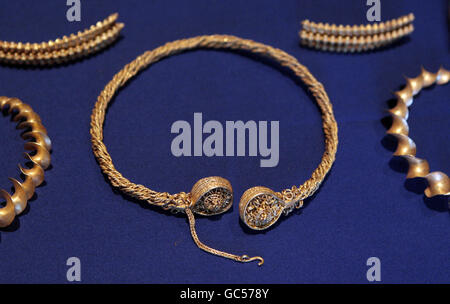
0,0 -> 448,283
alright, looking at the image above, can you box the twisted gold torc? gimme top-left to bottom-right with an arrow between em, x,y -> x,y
386,67 -> 450,198
90,34 -> 338,265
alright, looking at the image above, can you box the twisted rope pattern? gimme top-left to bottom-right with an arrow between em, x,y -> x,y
90,34 -> 338,211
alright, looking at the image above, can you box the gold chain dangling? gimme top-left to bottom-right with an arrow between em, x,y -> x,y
185,208 -> 264,266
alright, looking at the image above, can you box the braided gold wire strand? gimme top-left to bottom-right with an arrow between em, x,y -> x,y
90,34 -> 338,264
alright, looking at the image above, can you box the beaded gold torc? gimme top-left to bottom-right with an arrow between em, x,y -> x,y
90,35 -> 338,265
0,14 -> 124,66
300,13 -> 415,52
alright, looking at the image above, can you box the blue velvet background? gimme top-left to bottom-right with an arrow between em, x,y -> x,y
0,0 -> 448,283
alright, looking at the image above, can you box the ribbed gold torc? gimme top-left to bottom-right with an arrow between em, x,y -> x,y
90,35 -> 338,265
0,14 -> 124,66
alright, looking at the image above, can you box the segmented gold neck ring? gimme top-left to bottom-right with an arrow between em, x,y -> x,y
386,67 -> 449,198
300,13 -> 414,52
0,97 -> 51,228
0,14 -> 124,66
90,35 -> 338,265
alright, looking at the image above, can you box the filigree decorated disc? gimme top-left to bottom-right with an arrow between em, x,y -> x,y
239,186 -> 285,230
190,176 -> 233,216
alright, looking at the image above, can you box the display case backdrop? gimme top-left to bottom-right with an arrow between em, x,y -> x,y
0,0 -> 448,283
